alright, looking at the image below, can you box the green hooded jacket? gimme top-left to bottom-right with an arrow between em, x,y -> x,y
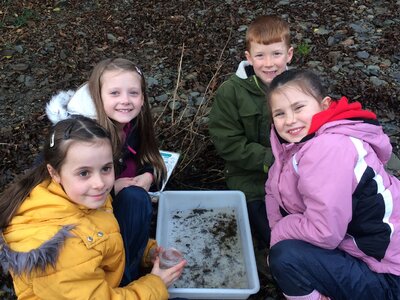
208,61 -> 273,202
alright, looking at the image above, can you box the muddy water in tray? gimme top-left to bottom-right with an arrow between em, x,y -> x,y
168,207 -> 248,288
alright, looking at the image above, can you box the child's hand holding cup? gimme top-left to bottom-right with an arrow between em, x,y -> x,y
159,247 -> 184,269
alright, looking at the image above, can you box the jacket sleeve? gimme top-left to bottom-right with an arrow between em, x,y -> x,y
270,135 -> 355,249
29,236 -> 168,299
208,80 -> 273,172
141,239 -> 157,267
31,264 -> 168,300
265,164 -> 283,229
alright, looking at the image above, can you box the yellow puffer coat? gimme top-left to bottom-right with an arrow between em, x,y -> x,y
1,179 -> 168,300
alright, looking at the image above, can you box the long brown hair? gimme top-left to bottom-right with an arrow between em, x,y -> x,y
0,116 -> 112,229
88,58 -> 166,186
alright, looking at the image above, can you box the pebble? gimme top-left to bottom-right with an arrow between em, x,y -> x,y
11,63 -> 29,71
195,97 -> 205,106
146,77 -> 159,87
238,25 -> 247,32
24,76 -> 36,88
155,94 -> 169,102
15,45 -> 24,53
107,33 -> 117,42
370,76 -> 387,87
356,51 -> 370,59
168,100 -> 181,110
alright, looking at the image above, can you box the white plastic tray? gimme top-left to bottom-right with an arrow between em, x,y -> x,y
156,190 -> 260,299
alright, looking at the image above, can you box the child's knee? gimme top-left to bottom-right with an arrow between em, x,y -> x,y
115,186 -> 152,212
269,240 -> 306,275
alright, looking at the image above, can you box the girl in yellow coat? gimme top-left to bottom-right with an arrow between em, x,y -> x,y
0,116 -> 186,300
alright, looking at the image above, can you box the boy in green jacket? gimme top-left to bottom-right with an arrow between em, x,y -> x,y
208,15 -> 293,252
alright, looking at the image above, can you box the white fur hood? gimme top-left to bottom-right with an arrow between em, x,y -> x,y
46,83 -> 97,124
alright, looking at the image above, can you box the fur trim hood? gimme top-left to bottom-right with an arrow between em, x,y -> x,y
0,225 -> 74,276
46,83 -> 97,124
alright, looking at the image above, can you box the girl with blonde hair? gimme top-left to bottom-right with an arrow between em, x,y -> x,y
46,58 -> 167,285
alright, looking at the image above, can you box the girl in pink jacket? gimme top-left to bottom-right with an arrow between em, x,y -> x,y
265,69 -> 400,299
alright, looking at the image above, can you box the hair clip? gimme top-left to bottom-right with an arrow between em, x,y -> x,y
135,66 -> 142,76
50,132 -> 55,148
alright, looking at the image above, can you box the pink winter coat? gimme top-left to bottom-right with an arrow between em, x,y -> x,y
266,97 -> 400,275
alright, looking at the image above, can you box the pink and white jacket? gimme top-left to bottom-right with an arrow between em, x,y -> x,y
266,97 -> 400,275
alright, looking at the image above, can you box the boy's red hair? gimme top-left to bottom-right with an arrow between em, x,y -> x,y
246,15 -> 291,51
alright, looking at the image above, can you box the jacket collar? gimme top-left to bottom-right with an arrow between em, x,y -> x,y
235,61 -> 253,79
308,97 -> 377,135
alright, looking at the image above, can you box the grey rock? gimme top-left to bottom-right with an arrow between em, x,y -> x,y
369,76 -> 387,87
382,123 -> 400,136
39,78 -> 49,87
327,36 -> 336,46
155,94 -> 169,102
185,73 -> 198,81
349,23 -> 368,33
331,65 -> 340,73
195,97 -> 205,106
146,77 -> 159,87
238,25 -> 247,32
374,6 -> 388,15
107,33 -> 118,42
380,59 -> 391,68
163,78 -> 172,86
229,48 -> 237,55
356,51 -> 370,59
354,62 -> 365,68
168,101 -> 181,110
199,116 -> 209,124
392,72 -> 400,82
369,55 -> 380,64
17,75 -> 25,83
60,50 -> 67,60
190,91 -> 200,98
179,106 -> 197,118
151,106 -> 165,116
383,20 -> 395,26
24,76 -> 36,88
277,0 -> 290,5
306,60 -> 322,68
14,45 -> 24,53
367,65 -> 380,76
44,42 -> 55,53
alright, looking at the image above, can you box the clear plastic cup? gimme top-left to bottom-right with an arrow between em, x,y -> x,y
159,247 -> 184,269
